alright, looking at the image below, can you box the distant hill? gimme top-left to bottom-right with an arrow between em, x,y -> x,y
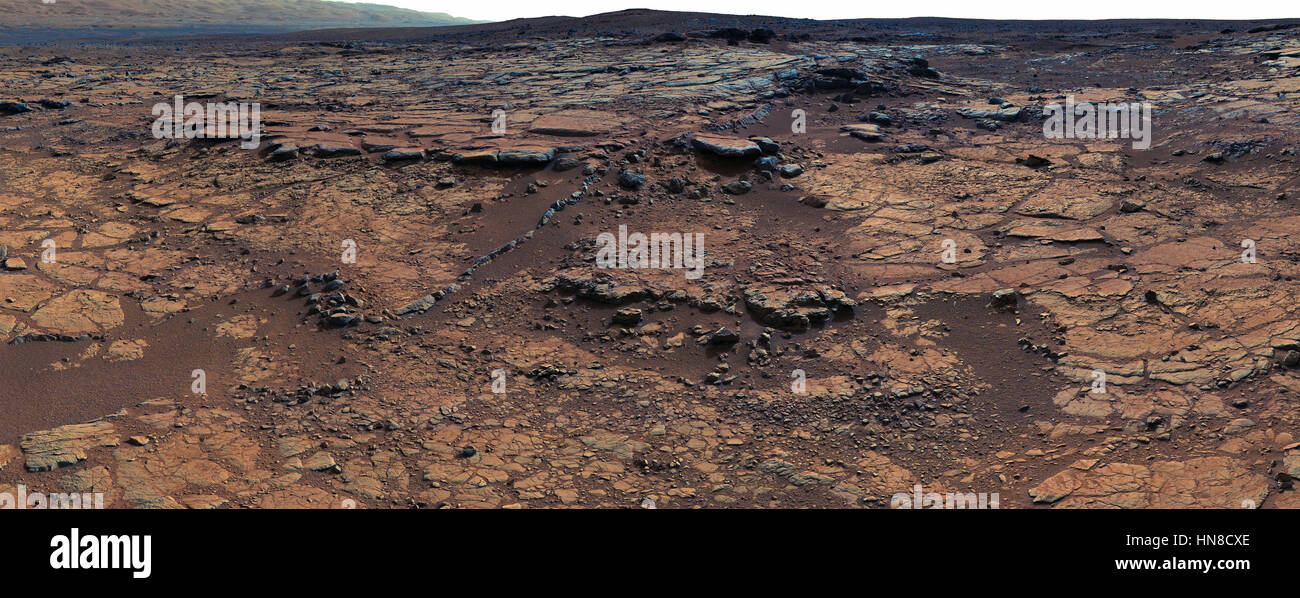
231,8 -> 1300,45
0,0 -> 483,42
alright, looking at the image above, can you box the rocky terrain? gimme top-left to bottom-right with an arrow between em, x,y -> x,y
2,11 -> 1299,509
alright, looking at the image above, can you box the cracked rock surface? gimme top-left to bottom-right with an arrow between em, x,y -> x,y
2,12 -> 1299,508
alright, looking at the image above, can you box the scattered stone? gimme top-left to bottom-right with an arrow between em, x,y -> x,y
705,327 -> 740,345
691,134 -> 761,158
612,308 -> 643,325
0,101 -> 31,115
617,170 -> 646,190
1119,199 -> 1145,213
303,452 -> 341,472
1020,154 -> 1051,168
840,123 -> 885,141
799,195 -> 828,208
990,288 -> 1018,310
957,106 -> 1023,121
310,144 -> 361,157
381,148 -> 424,162
722,180 -> 752,195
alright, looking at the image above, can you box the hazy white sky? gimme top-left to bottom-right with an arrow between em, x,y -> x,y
336,0 -> 1296,23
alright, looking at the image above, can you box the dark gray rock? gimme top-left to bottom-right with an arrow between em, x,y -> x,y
0,101 -> 32,115
268,144 -> 299,162
706,327 -> 741,345
991,288 -> 1019,310
311,144 -> 361,157
618,170 -> 646,190
723,180 -> 752,195
382,149 -> 424,162
612,308 -> 643,326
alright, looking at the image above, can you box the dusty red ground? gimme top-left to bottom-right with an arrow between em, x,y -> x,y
1,12 -> 1299,509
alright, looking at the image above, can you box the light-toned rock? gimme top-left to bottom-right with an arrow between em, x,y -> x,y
0,444 -> 16,471
30,290 -> 124,334
21,421 -> 118,471
691,134 -> 761,157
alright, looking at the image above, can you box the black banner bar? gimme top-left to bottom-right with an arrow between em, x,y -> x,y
1,508 -> 1282,588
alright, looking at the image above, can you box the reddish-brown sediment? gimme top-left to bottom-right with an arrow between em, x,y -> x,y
1,12 -> 1299,508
